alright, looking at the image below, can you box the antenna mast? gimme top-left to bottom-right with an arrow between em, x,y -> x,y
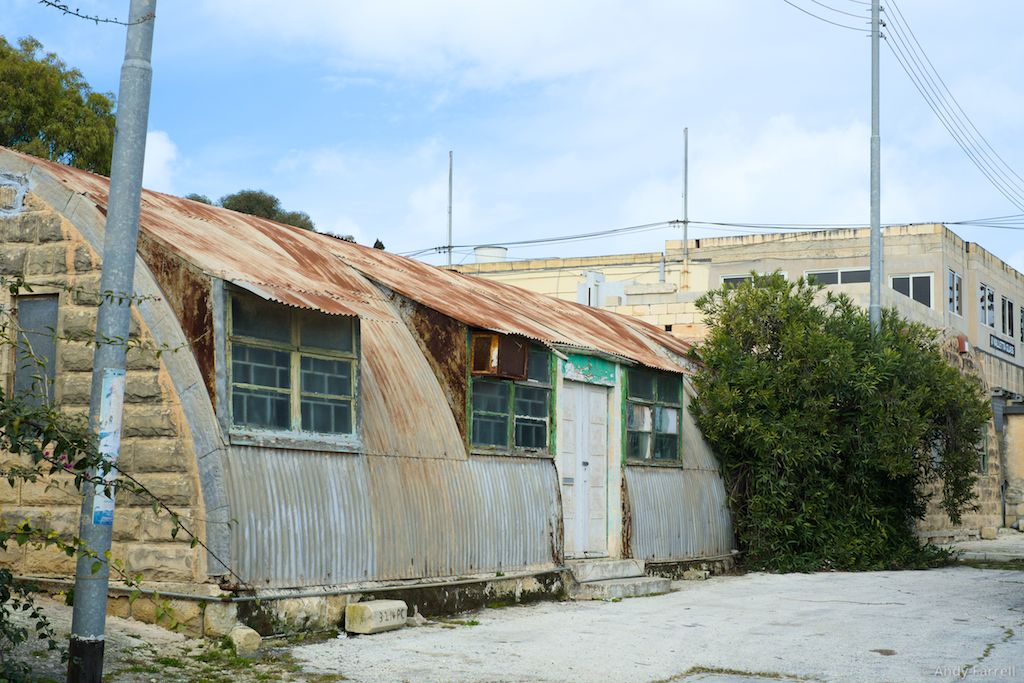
447,150 -> 453,267
682,127 -> 690,290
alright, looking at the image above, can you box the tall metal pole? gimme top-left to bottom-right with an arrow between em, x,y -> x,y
68,1 -> 156,680
446,150 -> 453,267
869,0 -> 882,333
682,128 -> 690,290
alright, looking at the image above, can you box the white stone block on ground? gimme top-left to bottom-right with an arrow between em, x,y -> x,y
228,626 -> 261,658
345,600 -> 408,634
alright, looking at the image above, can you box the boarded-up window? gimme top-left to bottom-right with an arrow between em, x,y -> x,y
470,331 -> 527,379
14,295 -> 59,407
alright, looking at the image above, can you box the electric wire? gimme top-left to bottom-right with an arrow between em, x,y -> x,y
781,0 -> 867,31
805,0 -> 867,20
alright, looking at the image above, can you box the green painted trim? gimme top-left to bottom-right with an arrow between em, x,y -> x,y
548,351 -> 557,456
561,353 -> 616,386
464,328 -> 473,452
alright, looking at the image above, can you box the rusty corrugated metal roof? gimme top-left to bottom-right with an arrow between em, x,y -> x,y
14,149 -> 691,372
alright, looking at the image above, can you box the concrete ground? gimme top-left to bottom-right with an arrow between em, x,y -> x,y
949,528 -> 1024,563
291,567 -> 1024,683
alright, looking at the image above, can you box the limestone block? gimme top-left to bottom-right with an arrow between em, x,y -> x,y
124,437 -> 188,473
57,372 -> 93,405
107,595 -> 131,619
60,342 -> 95,372
682,569 -> 710,581
980,526 -> 998,540
229,626 -> 262,658
0,478 -> 18,504
124,372 -> 162,402
70,273 -> 103,306
122,472 -> 194,507
19,477 -> 80,506
122,405 -> 177,437
60,307 -> 97,340
345,600 -> 407,634
131,595 -> 203,635
203,602 -> 239,638
24,243 -> 68,275
21,545 -> 76,576
73,245 -> 94,272
603,296 -> 621,307
36,213 -> 64,242
0,245 -> 27,275
2,214 -> 38,242
126,344 -> 162,371
124,542 -> 195,581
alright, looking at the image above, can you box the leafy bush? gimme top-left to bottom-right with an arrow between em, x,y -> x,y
691,273 -> 990,572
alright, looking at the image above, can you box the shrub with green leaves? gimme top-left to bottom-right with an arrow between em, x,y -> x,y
690,273 -> 990,572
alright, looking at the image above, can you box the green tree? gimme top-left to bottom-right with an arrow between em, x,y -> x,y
0,36 -> 115,175
217,189 -> 315,231
690,273 -> 990,572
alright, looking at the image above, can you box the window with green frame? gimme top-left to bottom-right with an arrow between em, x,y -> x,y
626,367 -> 681,462
230,291 -> 357,435
471,346 -> 551,451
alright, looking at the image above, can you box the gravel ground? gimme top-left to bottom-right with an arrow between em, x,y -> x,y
291,567 -> 1024,683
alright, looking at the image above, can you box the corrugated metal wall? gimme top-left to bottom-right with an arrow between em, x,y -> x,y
224,447 -> 560,587
625,380 -> 735,561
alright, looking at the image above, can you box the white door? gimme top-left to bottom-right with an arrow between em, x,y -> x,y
559,381 -> 609,558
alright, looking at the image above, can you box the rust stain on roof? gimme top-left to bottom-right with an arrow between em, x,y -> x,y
18,149 -> 691,372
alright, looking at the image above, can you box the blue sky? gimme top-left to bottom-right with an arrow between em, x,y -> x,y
4,0 -> 1024,271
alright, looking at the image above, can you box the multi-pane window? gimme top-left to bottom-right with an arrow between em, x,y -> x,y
470,345 -> 551,451
13,295 -> 58,407
626,368 -> 681,462
807,269 -> 870,285
230,292 -> 357,435
891,274 -> 932,308
979,284 -> 995,327
947,270 -> 962,316
1001,297 -> 1015,337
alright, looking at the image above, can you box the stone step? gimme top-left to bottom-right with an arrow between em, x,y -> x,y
568,559 -> 645,583
571,576 -> 671,601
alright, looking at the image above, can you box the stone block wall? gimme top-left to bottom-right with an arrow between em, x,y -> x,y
0,194 -> 207,585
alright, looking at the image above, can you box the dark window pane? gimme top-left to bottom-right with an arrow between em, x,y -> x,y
653,433 -> 679,461
656,375 -> 679,404
232,293 -> 290,342
840,269 -> 870,284
300,311 -> 354,352
722,276 -> 750,288
301,396 -> 352,434
301,355 -> 352,397
232,344 -> 290,389
232,387 -> 290,429
14,296 -> 58,406
912,276 -> 931,307
807,271 -> 838,285
515,386 -> 549,419
526,348 -> 550,383
627,431 -> 651,460
472,379 -> 509,413
515,417 -> 547,449
628,369 -> 655,400
892,276 -> 911,297
473,413 -> 508,447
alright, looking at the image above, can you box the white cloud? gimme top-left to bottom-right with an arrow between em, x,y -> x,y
142,131 -> 179,194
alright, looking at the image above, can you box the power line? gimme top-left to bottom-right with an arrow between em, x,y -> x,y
806,0 -> 866,20
781,0 -> 868,31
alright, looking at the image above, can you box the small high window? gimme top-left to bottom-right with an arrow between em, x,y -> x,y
947,270 -> 962,316
979,284 -> 995,328
891,274 -> 932,308
1001,297 -> 1015,338
229,292 -> 357,435
469,333 -> 551,452
625,367 -> 681,462
806,269 -> 870,285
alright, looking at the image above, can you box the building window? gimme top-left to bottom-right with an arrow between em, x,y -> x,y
625,367 -> 681,462
947,270 -> 962,316
229,291 -> 357,435
721,275 -> 751,288
891,274 -> 932,308
806,269 -> 870,285
979,284 -> 995,327
470,337 -> 551,452
13,295 -> 59,407
1001,297 -> 1015,337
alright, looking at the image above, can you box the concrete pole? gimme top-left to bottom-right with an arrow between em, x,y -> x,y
68,1 -> 156,680
869,0 -> 882,333
447,150 -> 453,267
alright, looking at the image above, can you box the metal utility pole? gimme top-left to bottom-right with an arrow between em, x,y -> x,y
68,1 -> 156,680
446,150 -> 453,267
681,128 -> 690,290
869,0 -> 882,333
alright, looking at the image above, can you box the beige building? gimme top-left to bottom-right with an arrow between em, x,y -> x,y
459,224 -> 1024,534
